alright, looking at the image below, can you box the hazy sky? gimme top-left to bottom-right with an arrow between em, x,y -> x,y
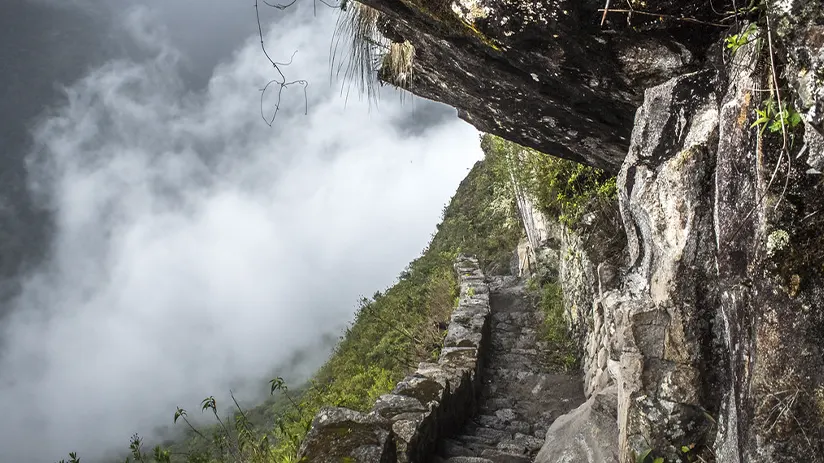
0,2 -> 480,461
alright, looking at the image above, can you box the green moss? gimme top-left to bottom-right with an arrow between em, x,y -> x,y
536,282 -> 578,371
457,18 -> 502,50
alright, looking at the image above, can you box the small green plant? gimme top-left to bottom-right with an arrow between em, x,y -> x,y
635,441 -> 702,463
124,434 -> 171,463
752,96 -> 803,135
636,448 -> 652,463
726,23 -> 758,54
635,448 -> 664,463
538,282 -> 578,371
467,286 -> 476,297
56,452 -> 81,463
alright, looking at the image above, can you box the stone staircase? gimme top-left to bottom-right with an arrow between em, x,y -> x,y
432,276 -> 584,463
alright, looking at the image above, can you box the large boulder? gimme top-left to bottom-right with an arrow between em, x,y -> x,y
296,407 -> 396,463
534,387 -> 620,463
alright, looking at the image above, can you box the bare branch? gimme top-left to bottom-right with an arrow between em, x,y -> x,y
261,0 -> 299,9
254,0 -> 318,126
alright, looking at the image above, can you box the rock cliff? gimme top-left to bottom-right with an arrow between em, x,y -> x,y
363,0 -> 824,461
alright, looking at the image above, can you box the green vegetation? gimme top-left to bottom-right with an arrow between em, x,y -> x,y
634,440 -> 707,463
481,134 -> 616,228
752,95 -> 803,136
725,22 -> 758,54
536,281 -> 578,371
722,11 -> 804,144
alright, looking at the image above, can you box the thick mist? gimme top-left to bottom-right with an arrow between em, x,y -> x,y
0,3 -> 480,461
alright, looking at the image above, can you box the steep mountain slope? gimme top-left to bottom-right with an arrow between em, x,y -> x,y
297,0 -> 824,461
62,0 -> 824,461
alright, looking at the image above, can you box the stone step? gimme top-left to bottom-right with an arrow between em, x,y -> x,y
496,433 -> 545,454
444,457 -> 495,463
479,449 -> 533,463
460,427 -> 512,443
438,438 -> 477,458
432,283 -> 585,463
480,397 -> 515,410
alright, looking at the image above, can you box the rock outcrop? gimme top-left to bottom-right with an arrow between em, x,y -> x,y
365,0 -> 824,461
534,387 -> 620,463
362,0 -> 727,171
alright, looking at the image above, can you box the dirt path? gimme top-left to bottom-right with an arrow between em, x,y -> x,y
432,276 -> 585,463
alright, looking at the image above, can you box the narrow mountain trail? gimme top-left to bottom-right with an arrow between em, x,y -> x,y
433,276 -> 585,463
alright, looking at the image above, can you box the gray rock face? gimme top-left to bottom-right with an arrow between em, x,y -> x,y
610,17 -> 824,458
612,67 -> 721,461
359,0 -> 720,171
534,387 -> 620,463
482,2 -> 824,462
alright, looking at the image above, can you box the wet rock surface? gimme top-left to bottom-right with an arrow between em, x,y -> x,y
432,276 -> 584,462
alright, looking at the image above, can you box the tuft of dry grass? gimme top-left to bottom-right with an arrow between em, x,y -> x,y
381,40 -> 416,89
331,2 -> 385,104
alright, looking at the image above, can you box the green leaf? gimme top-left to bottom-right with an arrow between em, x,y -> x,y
200,396 -> 216,412
174,407 -> 186,424
751,115 -> 770,128
270,377 -> 287,395
653,458 -> 664,463
789,110 -> 803,127
636,449 -> 652,463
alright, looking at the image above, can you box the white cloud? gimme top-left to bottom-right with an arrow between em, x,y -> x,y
0,5 -> 480,461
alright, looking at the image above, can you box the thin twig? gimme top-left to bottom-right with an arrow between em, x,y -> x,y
230,391 -> 252,433
597,8 -> 730,27
600,0 -> 611,27
254,0 -> 312,126
801,209 -> 820,222
765,12 -> 792,211
180,415 -> 209,442
732,0 -> 740,28
261,0 -> 298,9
